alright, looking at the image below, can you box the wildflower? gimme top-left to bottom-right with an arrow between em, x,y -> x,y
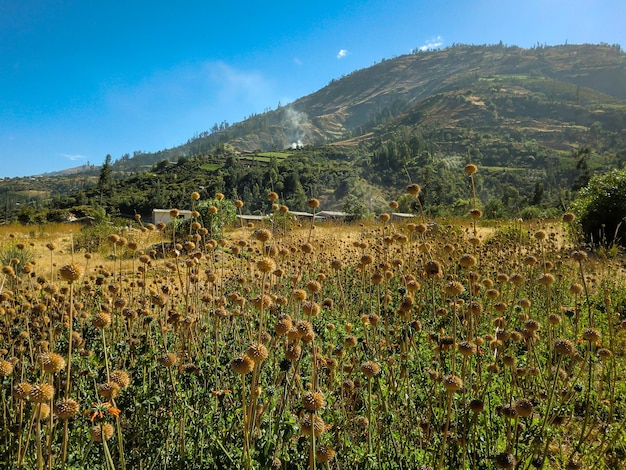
84,401 -> 120,422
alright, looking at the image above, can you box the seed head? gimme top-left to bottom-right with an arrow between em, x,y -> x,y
442,374 -> 463,392
253,229 -> 272,243
257,257 -> 276,274
109,370 -> 131,389
55,398 -> 80,419
581,328 -> 601,343
554,338 -> 574,356
246,343 -> 269,363
91,423 -> 115,442
30,383 -> 55,403
302,391 -> 325,412
59,263 -> 83,282
464,163 -> 478,175
406,183 -> 421,195
514,398 -> 534,418
0,359 -> 14,377
158,352 -> 179,368
231,355 -> 254,375
92,312 -> 112,329
307,198 -> 320,209
562,212 -> 576,223
316,445 -> 336,463
360,361 -> 381,378
300,414 -> 326,437
98,382 -> 120,399
40,352 -> 66,374
494,452 -> 517,469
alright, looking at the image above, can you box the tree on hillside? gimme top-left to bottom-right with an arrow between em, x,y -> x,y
98,154 -> 113,205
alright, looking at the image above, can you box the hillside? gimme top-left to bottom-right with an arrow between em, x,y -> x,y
2,43 -> 626,222
112,43 -> 626,170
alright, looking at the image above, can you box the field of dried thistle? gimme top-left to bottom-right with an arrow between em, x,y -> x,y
1,168 -> 626,470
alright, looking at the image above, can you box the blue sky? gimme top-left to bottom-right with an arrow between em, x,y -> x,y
1,0 -> 625,178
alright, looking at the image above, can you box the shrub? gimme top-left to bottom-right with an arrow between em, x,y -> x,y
572,169 -> 626,247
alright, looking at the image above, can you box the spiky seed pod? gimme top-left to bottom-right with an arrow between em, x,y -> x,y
514,398 -> 534,418
302,301 -> 320,317
253,229 -> 272,243
469,398 -> 485,413
54,398 -> 80,419
581,328 -> 601,343
509,273 -> 524,285
285,342 -> 302,361
30,383 -> 55,403
470,208 -> 482,219
40,352 -> 66,374
270,456 -> 282,469
190,191 -> 200,201
12,382 -> 32,399
97,381 -> 120,399
307,198 -> 320,209
457,341 -> 477,357
231,355 -> 254,375
300,414 -> 326,437
379,213 -> 390,223
251,294 -> 272,310
46,242 -> 56,251
59,263 -> 83,282
442,374 -> 463,392
300,242 -> 314,254
538,273 -> 555,286
598,348 -> 613,360
292,289 -> 307,302
424,260 -> 443,279
494,452 -> 517,469
91,423 -> 115,442
445,281 -> 465,296
274,314 -> 292,336
569,283 -> 584,295
158,352 -> 179,368
360,361 -> 381,378
519,298 -> 532,309
35,403 -> 51,420
302,391 -> 325,412
246,343 -> 269,363
109,370 -> 130,388
406,183 -> 421,195
0,359 -> 14,376
554,338 -> 574,356
562,212 -> 576,223
92,312 -> 112,329
257,257 -> 276,274
459,254 -> 477,268
571,250 -> 588,262
499,404 -> 518,419
464,163 -> 478,175
316,445 -> 336,463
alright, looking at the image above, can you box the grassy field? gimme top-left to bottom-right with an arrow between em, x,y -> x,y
1,187 -> 626,469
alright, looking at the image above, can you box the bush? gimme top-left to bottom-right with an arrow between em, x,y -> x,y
572,169 -> 626,247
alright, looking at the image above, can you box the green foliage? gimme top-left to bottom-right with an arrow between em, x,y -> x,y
197,198 -> 237,239
0,244 -> 35,273
572,168 -> 626,246
343,195 -> 370,221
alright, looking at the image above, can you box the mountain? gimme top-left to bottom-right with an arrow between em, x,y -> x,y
3,43 -> 626,223
113,42 -> 626,170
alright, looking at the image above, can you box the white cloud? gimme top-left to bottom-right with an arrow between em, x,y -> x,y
418,36 -> 444,52
59,153 -> 88,161
337,49 -> 348,59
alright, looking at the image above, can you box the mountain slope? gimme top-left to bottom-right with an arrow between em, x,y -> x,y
113,43 -> 626,170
